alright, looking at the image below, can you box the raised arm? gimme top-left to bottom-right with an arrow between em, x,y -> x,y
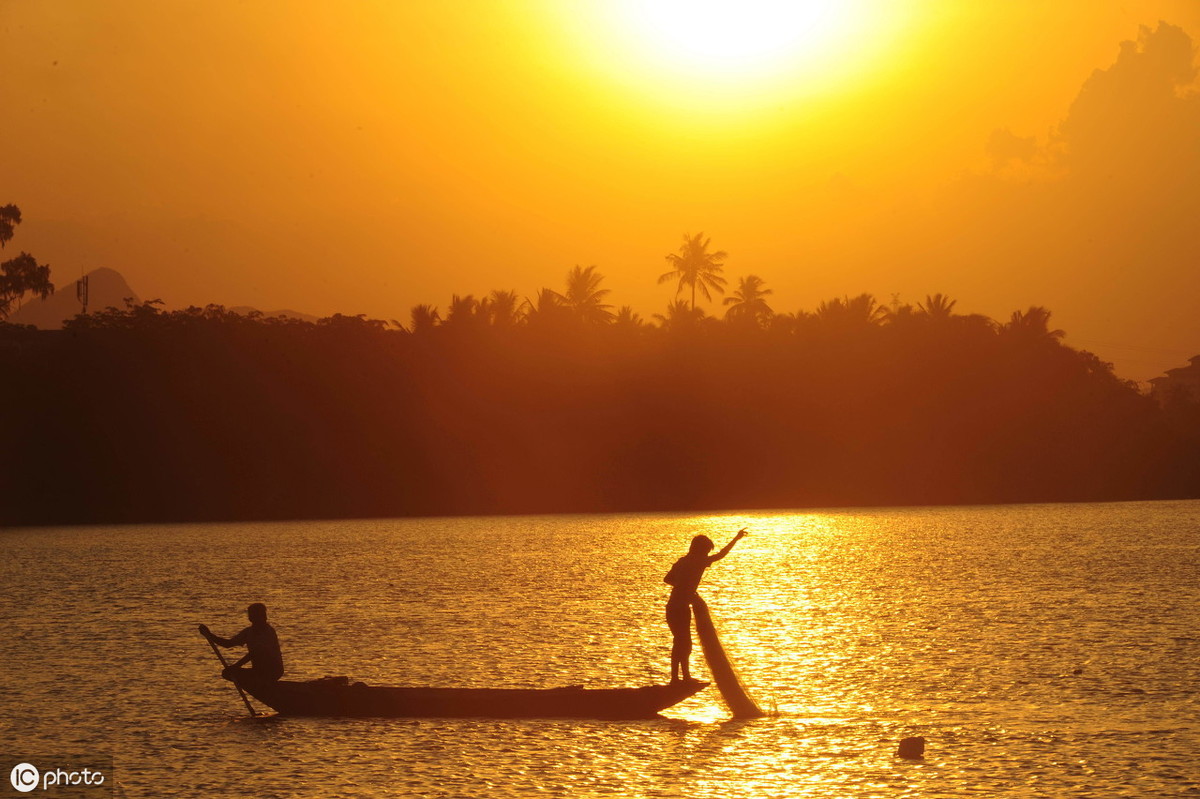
708,529 -> 747,563
199,624 -> 247,649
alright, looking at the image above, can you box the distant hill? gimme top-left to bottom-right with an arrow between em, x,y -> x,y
6,268 -> 321,328
7,267 -> 139,329
228,306 -> 320,323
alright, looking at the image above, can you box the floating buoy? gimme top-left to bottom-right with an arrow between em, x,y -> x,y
897,736 -> 926,759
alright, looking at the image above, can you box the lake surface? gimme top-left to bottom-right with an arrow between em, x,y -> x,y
2,501 -> 1199,797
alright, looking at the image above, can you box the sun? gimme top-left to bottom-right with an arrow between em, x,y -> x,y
615,0 -> 859,80
543,0 -> 910,119
540,0 -> 915,122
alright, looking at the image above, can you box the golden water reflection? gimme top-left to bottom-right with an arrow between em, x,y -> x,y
2,502 -> 1198,796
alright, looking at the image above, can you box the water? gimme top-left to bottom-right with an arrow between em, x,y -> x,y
2,501 -> 1199,797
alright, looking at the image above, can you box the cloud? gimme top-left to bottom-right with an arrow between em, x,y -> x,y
985,128 -> 1038,169
911,21 -> 1200,380
1057,21 -> 1200,186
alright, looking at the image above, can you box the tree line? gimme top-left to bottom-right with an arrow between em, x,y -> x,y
1,226 -> 1198,525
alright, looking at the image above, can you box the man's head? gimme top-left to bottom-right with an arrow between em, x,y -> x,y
689,535 -> 714,556
247,603 -> 268,625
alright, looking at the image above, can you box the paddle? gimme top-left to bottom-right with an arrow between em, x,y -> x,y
199,626 -> 258,717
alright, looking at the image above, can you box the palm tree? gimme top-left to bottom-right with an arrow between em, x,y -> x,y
658,232 -> 728,310
445,294 -> 484,329
881,302 -> 917,327
1001,306 -> 1064,345
813,293 -> 888,329
409,304 -> 441,334
522,288 -> 569,327
768,310 -> 801,335
653,299 -> 707,332
723,274 -> 773,327
613,305 -> 646,330
485,289 -> 522,327
558,264 -> 614,325
917,293 -> 957,321
959,313 -> 998,337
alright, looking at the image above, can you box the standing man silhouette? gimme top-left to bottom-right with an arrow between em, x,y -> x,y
664,529 -> 747,682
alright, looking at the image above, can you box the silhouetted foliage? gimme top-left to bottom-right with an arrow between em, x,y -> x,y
812,293 -> 889,332
723,275 -> 773,328
0,205 -> 20,248
558,265 -> 615,325
523,287 -> 570,330
1,289 -> 1196,526
918,293 -> 957,320
659,233 -> 728,310
485,290 -> 522,328
446,294 -> 484,329
654,298 -> 708,334
409,303 -> 441,334
614,305 -> 647,333
0,204 -> 54,319
1001,306 -> 1065,346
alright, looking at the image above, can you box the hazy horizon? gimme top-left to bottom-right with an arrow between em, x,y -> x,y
5,2 -> 1200,382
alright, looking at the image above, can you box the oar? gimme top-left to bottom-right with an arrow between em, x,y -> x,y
201,629 -> 258,717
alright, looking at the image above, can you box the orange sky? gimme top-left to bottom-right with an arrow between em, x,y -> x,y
3,1 -> 1200,381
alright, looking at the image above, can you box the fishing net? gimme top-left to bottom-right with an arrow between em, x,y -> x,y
691,594 -> 764,718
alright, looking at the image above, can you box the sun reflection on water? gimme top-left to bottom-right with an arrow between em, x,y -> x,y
2,502 -> 1198,796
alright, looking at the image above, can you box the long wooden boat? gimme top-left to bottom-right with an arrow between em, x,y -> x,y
231,673 -> 708,719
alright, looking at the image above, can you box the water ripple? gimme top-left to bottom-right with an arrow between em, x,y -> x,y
2,501 -> 1199,797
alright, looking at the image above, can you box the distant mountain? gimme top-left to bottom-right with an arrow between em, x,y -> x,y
7,267 -> 139,329
6,268 -> 322,328
229,306 -> 320,323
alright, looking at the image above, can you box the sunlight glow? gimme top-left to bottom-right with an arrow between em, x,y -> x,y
547,0 -> 918,121
617,0 -> 857,78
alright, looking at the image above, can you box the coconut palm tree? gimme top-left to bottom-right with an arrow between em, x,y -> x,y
522,288 -> 569,328
658,232 -> 728,310
959,313 -> 998,337
485,289 -> 522,327
917,293 -> 957,320
1001,306 -> 1064,344
813,293 -> 888,329
881,302 -> 918,327
768,310 -> 801,335
614,305 -> 646,331
409,304 -> 441,334
653,299 -> 707,333
443,294 -> 489,333
558,264 -> 614,325
723,274 -> 773,327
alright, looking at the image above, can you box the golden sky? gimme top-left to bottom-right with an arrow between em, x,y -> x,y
3,1 -> 1200,380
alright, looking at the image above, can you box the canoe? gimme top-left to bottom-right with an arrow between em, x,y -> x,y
230,673 -> 708,719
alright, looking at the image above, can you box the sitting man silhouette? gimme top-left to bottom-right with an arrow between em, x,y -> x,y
199,602 -> 285,684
